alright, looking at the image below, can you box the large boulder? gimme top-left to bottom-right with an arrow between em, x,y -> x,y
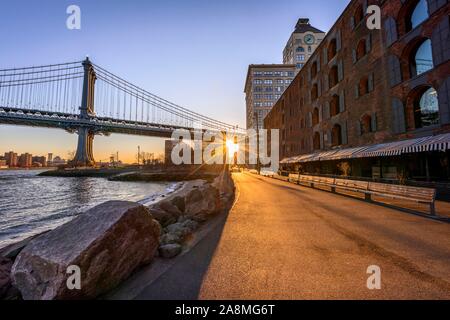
159,244 -> 182,259
149,196 -> 185,227
11,201 -> 160,300
165,219 -> 199,239
0,232 -> 49,260
184,183 -> 221,219
0,256 -> 14,299
160,232 -> 182,245
212,171 -> 234,197
149,207 -> 178,227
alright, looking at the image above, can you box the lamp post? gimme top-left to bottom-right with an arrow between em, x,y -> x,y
137,145 -> 140,165
254,111 -> 261,175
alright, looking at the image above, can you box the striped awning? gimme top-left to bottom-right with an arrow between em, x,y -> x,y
280,132 -> 450,164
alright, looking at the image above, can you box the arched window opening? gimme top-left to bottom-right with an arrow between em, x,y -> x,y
312,108 -> 320,126
407,0 -> 429,32
356,39 -> 366,60
411,39 -> 433,77
361,114 -> 372,134
414,87 -> 440,128
296,46 -> 305,52
331,95 -> 340,117
311,62 -> 318,78
329,66 -> 339,88
359,77 -> 369,96
311,84 -> 318,101
313,132 -> 321,150
331,124 -> 342,147
328,39 -> 337,61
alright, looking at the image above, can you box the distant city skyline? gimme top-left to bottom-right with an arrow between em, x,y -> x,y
0,0 -> 350,163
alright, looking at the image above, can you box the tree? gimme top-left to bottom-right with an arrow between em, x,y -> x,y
67,150 -> 76,160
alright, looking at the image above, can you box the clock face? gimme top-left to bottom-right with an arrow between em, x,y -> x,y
304,34 -> 315,44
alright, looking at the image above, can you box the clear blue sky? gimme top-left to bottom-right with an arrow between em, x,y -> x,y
0,0 -> 349,162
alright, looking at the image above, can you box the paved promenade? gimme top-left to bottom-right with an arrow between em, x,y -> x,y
137,172 -> 450,299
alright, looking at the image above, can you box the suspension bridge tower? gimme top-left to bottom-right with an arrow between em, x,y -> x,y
72,58 -> 96,167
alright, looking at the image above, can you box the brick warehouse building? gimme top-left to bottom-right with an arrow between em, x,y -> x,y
264,0 -> 450,191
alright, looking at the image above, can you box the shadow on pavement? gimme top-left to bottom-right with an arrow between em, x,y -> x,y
135,208 -> 230,300
260,175 -> 450,223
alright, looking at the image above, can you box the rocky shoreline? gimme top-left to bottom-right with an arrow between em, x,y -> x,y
0,170 -> 235,300
38,166 -> 226,182
38,167 -> 137,178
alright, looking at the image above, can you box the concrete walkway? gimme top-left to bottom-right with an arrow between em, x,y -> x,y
136,172 -> 450,299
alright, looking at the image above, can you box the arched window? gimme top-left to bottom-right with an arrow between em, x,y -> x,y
414,87 -> 440,128
411,39 -> 433,77
296,46 -> 305,52
331,95 -> 340,116
361,114 -> 372,134
311,84 -> 318,101
407,0 -> 429,31
359,77 -> 369,96
331,124 -> 342,146
312,108 -> 320,126
328,39 -> 337,61
329,65 -> 339,88
356,39 -> 366,60
313,132 -> 321,150
311,62 -> 318,78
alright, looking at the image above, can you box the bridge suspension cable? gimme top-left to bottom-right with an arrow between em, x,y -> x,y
92,63 -> 238,131
0,59 -> 241,133
0,61 -> 84,114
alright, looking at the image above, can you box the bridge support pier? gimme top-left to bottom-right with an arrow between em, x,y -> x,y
72,127 -> 95,167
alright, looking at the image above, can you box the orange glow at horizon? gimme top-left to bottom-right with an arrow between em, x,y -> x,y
0,125 -> 166,164
226,139 -> 240,158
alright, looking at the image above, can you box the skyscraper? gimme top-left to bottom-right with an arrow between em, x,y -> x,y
4,151 -> 18,167
244,18 -> 325,130
18,153 -> 32,168
244,64 -> 295,130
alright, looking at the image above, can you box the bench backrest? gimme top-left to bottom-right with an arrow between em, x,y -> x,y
368,182 -> 436,201
312,176 -> 335,185
335,178 -> 369,190
299,175 -> 314,182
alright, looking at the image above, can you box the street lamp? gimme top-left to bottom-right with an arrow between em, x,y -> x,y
137,145 -> 140,165
253,111 -> 261,175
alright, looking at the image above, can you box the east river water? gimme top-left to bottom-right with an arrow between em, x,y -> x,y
0,169 -> 173,247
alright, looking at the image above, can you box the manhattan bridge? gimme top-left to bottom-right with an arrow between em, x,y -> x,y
0,58 -> 242,166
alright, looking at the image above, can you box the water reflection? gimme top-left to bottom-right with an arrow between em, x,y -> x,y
0,170 -> 169,246
70,178 -> 94,204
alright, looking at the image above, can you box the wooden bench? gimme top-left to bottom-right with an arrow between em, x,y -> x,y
288,173 -> 300,183
285,174 -> 437,215
335,178 -> 371,200
311,176 -> 336,189
366,182 -> 437,215
298,175 -> 314,187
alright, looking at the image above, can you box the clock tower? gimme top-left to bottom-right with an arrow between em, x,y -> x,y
282,18 -> 326,72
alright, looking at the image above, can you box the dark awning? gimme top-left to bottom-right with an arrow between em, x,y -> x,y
280,133 -> 450,164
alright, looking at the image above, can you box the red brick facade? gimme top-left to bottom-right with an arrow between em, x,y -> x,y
264,0 -> 450,161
